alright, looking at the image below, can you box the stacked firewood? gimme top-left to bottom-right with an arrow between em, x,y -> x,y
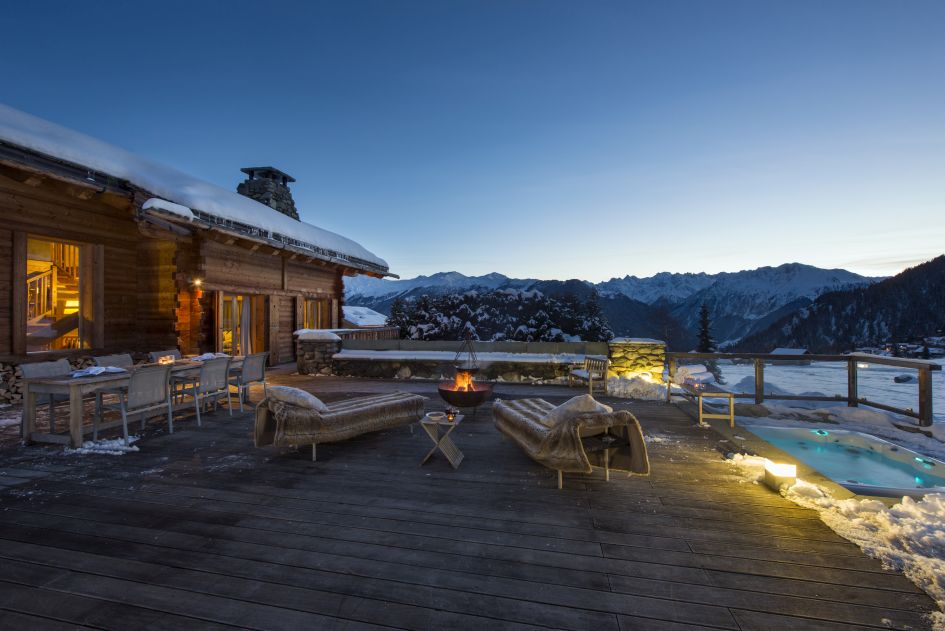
0,357 -> 95,404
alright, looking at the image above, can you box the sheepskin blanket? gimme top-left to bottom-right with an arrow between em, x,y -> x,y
494,398 -> 650,475
255,391 -> 426,447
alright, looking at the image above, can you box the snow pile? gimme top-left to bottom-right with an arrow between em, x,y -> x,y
675,364 -> 714,385
64,436 -> 140,456
294,329 -> 342,342
608,375 -> 667,400
342,305 -> 388,327
727,454 -> 945,628
0,104 -> 387,270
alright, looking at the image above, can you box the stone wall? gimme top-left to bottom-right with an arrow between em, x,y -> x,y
607,337 -> 667,382
295,336 -> 342,376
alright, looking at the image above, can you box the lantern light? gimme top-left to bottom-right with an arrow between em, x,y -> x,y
763,459 -> 797,491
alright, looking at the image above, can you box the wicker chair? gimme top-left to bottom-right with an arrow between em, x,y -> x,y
177,357 -> 232,426
229,351 -> 268,412
19,359 -> 72,435
94,364 -> 173,443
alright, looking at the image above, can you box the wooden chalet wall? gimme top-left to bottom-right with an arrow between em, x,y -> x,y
177,234 -> 345,365
0,160 -> 364,367
0,164 -> 170,361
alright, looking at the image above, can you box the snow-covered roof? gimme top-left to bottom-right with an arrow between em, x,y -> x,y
0,103 -> 388,275
770,347 -> 810,355
342,305 -> 389,327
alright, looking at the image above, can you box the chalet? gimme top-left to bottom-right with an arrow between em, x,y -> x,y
767,347 -> 811,365
341,305 -> 389,328
0,104 -> 393,368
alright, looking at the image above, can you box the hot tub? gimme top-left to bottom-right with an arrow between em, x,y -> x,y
746,426 -> 945,497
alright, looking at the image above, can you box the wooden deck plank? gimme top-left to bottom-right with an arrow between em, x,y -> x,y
0,374 -> 936,630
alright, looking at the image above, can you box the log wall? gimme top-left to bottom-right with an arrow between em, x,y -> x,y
0,168 -> 143,360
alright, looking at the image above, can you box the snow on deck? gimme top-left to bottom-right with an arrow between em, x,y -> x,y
0,104 -> 387,271
333,349 -> 585,364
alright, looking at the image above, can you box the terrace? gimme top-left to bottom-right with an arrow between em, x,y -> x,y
0,369 -> 938,630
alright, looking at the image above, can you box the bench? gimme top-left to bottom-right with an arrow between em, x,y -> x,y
568,355 -> 609,395
680,383 -> 734,427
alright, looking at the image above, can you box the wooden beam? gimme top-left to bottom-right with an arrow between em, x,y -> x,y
12,231 -> 26,356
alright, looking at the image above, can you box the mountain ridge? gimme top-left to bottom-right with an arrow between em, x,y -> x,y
345,263 -> 879,346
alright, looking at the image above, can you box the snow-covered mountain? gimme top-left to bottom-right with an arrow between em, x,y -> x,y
738,256 -> 945,352
597,272 -> 717,304
344,263 -> 879,346
669,263 -> 876,345
344,271 -> 533,300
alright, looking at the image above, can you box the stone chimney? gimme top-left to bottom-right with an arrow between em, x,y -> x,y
237,166 -> 299,220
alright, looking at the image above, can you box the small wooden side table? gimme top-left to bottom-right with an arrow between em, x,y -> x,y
420,414 -> 465,469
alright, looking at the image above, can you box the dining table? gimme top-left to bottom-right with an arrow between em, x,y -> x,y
21,356 -> 243,448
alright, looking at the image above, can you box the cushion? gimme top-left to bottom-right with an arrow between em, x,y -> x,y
267,386 -> 329,412
540,394 -> 613,428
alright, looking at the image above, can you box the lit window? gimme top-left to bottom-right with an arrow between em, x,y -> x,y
26,237 -> 87,352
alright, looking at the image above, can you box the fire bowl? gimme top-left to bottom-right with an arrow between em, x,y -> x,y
437,382 -> 494,409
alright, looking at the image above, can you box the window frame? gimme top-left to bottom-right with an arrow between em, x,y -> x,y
13,231 -> 104,357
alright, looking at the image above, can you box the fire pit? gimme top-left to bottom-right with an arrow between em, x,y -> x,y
437,335 -> 493,412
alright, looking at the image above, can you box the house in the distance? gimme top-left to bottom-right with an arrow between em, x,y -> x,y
768,347 -> 812,365
0,104 -> 394,368
342,305 -> 389,328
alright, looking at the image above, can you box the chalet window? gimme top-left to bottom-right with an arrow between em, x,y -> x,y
302,298 -> 331,329
22,236 -> 99,353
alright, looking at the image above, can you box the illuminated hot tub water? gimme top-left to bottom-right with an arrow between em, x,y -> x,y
746,426 -> 945,497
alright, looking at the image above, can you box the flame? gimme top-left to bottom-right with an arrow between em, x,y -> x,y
453,370 -> 474,391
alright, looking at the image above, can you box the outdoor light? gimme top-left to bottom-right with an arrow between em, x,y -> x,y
763,459 -> 797,491
192,278 -> 203,287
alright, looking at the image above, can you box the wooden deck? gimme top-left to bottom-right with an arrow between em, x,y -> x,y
0,371 -> 936,630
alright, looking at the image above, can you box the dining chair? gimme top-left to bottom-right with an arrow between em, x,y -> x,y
94,364 -> 173,444
228,351 -> 269,412
179,357 -> 232,427
19,359 -> 72,435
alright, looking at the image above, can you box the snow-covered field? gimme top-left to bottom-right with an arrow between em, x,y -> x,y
713,361 -> 945,425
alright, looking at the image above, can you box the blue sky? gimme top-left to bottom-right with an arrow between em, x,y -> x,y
2,1 -> 943,281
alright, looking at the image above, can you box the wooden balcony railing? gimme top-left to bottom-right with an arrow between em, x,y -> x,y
333,327 -> 400,341
667,352 -> 941,427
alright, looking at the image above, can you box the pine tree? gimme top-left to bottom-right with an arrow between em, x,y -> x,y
696,303 -> 724,384
697,303 -> 714,353
386,298 -> 411,339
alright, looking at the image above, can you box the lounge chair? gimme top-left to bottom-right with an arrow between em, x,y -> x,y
255,387 -> 426,461
493,395 -> 649,489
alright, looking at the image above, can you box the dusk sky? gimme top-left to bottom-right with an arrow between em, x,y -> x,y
2,1 -> 943,282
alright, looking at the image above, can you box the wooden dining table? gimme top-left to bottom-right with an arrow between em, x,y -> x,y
21,357 -> 243,448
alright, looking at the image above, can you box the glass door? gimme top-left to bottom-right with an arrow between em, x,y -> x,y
220,294 -> 253,355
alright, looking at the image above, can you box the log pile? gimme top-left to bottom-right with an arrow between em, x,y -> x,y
0,357 -> 94,404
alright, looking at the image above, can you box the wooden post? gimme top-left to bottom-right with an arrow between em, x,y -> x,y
918,368 -> 933,427
12,231 -> 26,356
753,359 -> 764,404
847,357 -> 858,408
666,357 -> 677,403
